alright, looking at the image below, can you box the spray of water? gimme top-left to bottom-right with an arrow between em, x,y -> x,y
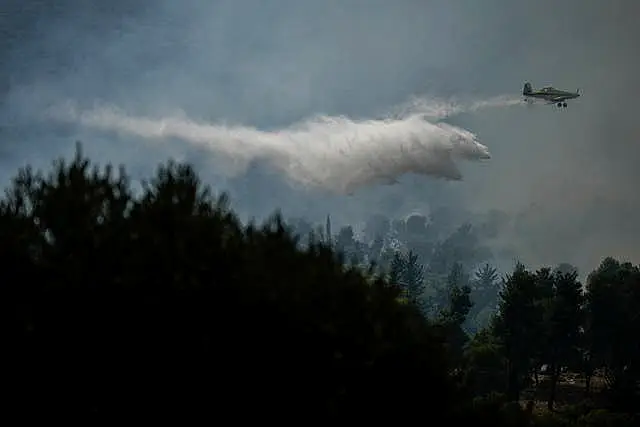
390,94 -> 524,120
47,94 -> 522,194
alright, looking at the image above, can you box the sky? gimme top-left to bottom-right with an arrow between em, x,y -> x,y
1,0 -> 639,275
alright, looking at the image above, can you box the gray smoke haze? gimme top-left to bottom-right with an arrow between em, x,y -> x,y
1,0 -> 639,274
450,0 -> 640,273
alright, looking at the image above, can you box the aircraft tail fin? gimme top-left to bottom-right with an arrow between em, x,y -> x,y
523,82 -> 533,95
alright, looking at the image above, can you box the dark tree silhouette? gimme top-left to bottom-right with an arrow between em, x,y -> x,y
1,145 -> 464,422
585,257 -> 640,411
540,269 -> 584,410
468,263 -> 501,331
387,250 -> 426,313
2,143 -> 639,425
492,262 -> 540,401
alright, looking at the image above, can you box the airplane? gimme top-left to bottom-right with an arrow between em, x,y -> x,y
522,82 -> 581,108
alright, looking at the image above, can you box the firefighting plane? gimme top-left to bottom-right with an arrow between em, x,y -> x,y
522,82 -> 581,108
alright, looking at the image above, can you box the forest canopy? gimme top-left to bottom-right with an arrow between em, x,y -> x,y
2,144 -> 638,425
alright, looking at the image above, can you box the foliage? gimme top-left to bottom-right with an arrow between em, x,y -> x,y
1,146 -> 459,421
2,144 -> 639,424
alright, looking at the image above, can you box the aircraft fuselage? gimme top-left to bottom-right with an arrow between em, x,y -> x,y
523,82 -> 580,108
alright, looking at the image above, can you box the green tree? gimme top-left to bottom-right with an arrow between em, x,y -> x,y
389,251 -> 405,286
403,250 -> 427,309
387,250 -> 426,312
469,263 -> 501,332
542,269 -> 584,410
474,263 -> 500,305
325,214 -> 333,246
530,267 -> 555,386
429,223 -> 491,279
435,262 -> 474,364
1,145 -> 461,421
585,257 -> 640,411
492,262 -> 540,401
441,262 -> 473,326
464,329 -> 506,396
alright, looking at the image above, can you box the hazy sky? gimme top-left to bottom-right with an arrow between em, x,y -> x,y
1,0 -> 638,274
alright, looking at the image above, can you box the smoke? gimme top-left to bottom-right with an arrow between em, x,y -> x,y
7,0 -> 637,276
47,95 -> 520,194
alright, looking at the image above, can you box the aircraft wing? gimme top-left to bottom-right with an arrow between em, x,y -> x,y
540,94 -> 568,103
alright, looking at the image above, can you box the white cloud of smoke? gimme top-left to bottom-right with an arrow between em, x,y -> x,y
5,0 -> 638,276
48,95 -> 520,194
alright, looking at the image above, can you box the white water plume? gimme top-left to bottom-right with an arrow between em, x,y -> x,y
48,95 -> 521,194
390,94 -> 524,120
